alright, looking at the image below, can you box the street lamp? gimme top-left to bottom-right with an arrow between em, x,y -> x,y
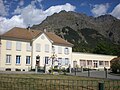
35,55 -> 40,73
50,52 -> 57,68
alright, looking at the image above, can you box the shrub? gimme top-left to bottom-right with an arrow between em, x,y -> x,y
111,57 -> 120,74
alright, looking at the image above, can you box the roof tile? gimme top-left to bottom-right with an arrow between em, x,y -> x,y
1,27 -> 73,47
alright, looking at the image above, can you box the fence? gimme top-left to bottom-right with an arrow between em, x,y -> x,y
0,76 -> 120,90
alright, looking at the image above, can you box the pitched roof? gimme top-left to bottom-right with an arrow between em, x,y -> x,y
111,57 -> 120,62
45,32 -> 73,46
1,27 -> 41,41
1,27 -> 73,47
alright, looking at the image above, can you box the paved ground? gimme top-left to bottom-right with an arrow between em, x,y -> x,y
69,70 -> 120,80
0,70 -> 119,80
0,71 -> 38,74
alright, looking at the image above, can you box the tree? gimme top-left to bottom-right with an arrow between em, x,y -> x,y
110,57 -> 120,73
93,42 -> 120,56
93,42 -> 113,55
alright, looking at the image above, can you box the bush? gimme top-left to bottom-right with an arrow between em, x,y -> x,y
111,57 -> 120,74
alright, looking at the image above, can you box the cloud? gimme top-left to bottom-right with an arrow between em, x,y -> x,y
44,3 -> 76,16
91,3 -> 109,17
0,0 -> 8,16
111,3 -> 120,19
0,3 -> 75,35
0,15 -> 26,35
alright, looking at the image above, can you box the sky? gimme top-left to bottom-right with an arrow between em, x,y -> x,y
0,0 -> 120,35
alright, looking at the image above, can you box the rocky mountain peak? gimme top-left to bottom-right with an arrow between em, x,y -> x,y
32,11 -> 120,45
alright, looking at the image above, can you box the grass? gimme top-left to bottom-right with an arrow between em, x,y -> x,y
0,74 -> 119,90
0,74 -> 99,80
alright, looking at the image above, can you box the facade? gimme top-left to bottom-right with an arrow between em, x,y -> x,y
0,27 -> 73,71
72,52 -> 117,69
0,27 -> 117,71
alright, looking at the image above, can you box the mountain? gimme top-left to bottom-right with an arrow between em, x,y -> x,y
32,11 -> 120,55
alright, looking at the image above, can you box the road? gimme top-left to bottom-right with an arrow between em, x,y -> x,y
69,70 -> 120,80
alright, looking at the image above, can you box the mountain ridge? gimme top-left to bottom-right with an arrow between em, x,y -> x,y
32,11 -> 120,55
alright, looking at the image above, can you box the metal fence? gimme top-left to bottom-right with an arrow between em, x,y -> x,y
0,76 -> 120,90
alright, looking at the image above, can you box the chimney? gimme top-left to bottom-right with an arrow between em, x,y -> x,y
27,26 -> 31,31
44,29 -> 47,32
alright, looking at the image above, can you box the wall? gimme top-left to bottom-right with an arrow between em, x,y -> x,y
32,33 -> 52,69
0,39 -> 31,71
72,52 -> 117,69
32,33 -> 72,70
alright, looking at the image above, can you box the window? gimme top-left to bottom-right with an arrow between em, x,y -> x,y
58,58 -> 62,65
26,56 -> 30,64
26,43 -> 31,51
65,58 -> 69,65
52,46 -> 55,53
73,61 -> 77,68
16,55 -> 21,64
45,57 -> 49,64
80,60 -> 86,67
6,41 -> 12,50
105,61 -> 109,66
45,44 -> 49,52
87,60 -> 92,66
16,42 -> 21,51
6,54 -> 11,64
62,58 -> 65,65
36,43 -> 41,52
58,47 -> 62,54
93,60 -> 98,68
64,48 -> 69,54
41,35 -> 45,39
99,61 -> 104,66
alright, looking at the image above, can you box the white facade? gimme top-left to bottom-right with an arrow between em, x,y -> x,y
72,52 -> 117,69
0,33 -> 72,71
0,28 -> 117,71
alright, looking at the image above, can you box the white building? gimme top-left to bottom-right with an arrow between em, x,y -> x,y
0,27 -> 117,71
0,27 -> 73,71
72,52 -> 117,70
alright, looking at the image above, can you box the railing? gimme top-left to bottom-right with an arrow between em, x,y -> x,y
0,76 -> 120,90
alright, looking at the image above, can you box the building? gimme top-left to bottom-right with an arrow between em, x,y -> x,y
0,27 -> 73,71
72,52 -> 117,69
0,27 -> 117,71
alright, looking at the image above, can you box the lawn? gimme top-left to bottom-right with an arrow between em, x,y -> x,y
0,74 -> 119,90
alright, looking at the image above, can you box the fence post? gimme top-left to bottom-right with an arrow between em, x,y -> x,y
75,68 -> 77,75
35,66 -> 38,73
88,68 -> 90,77
98,82 -> 104,90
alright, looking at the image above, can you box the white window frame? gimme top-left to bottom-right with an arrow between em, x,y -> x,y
105,61 -> 109,67
45,57 -> 49,64
45,44 -> 49,52
16,42 -> 21,51
87,60 -> 92,66
64,48 -> 69,55
26,56 -> 31,65
65,58 -> 69,65
36,43 -> 41,52
80,60 -> 86,67
58,47 -> 62,54
16,55 -> 21,64
6,41 -> 12,50
26,43 -> 31,51
58,58 -> 62,65
6,54 -> 11,64
52,46 -> 55,53
99,61 -> 104,66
